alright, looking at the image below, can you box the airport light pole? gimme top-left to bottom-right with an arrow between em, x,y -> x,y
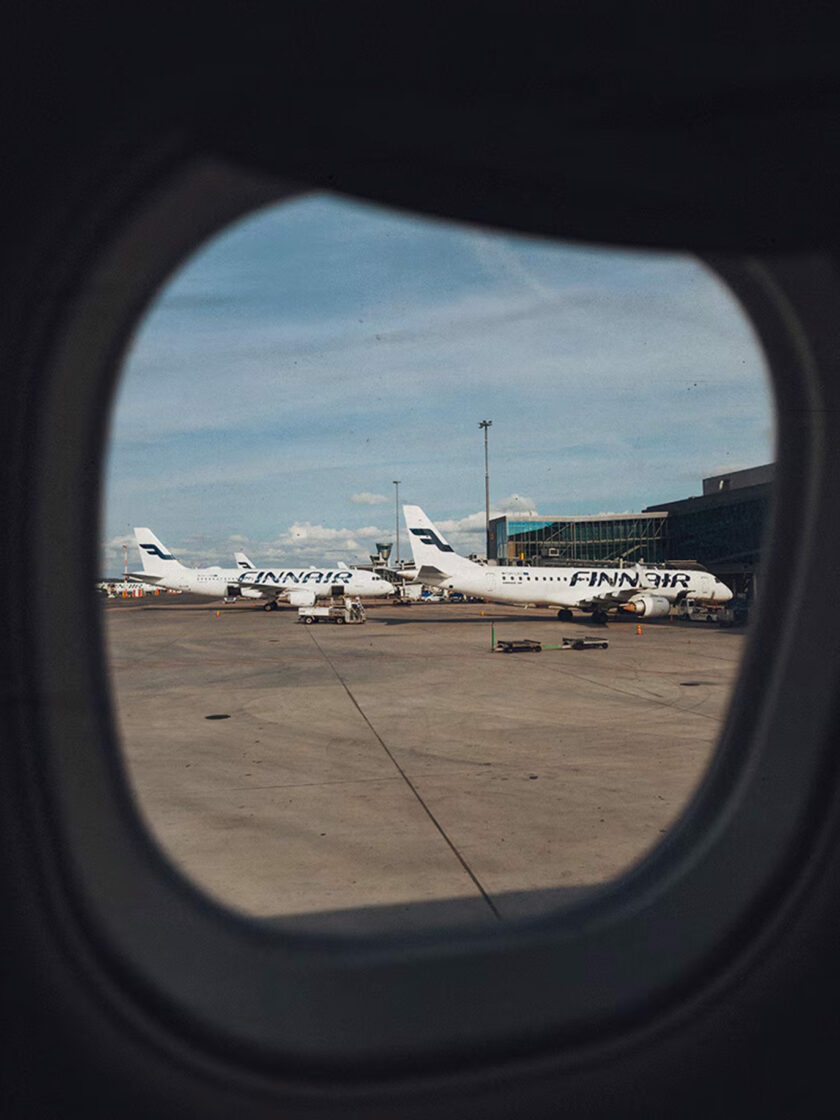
479,419 -> 492,561
393,480 -> 401,565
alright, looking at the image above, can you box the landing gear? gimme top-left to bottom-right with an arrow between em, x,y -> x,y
591,610 -> 609,626
556,608 -> 574,621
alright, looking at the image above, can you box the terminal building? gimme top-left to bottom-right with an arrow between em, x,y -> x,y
488,464 -> 773,599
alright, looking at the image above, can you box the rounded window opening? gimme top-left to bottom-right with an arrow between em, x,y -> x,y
102,193 -> 774,936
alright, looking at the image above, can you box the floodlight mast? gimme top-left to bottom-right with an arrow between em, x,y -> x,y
393,480 -> 401,564
479,420 -> 492,561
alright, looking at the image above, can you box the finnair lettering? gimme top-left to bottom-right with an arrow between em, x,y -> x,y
409,527 -> 454,553
240,570 -> 352,586
569,569 -> 691,590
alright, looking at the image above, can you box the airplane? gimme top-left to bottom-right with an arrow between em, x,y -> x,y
131,528 -> 395,609
403,505 -> 733,623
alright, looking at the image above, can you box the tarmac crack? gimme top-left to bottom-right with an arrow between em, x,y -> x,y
306,629 -> 502,920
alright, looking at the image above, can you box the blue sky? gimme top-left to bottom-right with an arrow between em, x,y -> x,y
102,192 -> 774,575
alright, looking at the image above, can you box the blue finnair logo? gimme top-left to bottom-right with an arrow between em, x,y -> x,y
140,543 -> 175,560
409,527 -> 454,553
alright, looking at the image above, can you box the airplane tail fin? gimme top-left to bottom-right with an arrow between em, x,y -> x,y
234,551 -> 254,570
402,506 -> 479,579
134,528 -> 184,578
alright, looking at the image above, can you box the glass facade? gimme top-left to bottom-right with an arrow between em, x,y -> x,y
646,483 -> 772,594
489,514 -> 668,565
489,479 -> 771,597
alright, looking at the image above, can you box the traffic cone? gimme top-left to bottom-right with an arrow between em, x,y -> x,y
636,623 -> 642,635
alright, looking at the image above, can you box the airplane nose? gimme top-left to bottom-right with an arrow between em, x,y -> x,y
716,582 -> 733,602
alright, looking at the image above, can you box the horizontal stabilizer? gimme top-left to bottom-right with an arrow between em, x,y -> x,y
416,564 -> 449,583
127,572 -> 162,583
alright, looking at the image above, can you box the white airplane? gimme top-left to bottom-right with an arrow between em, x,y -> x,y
403,505 -> 733,624
131,529 -> 394,609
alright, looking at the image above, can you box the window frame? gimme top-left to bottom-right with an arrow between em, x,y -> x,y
19,153 -> 840,1082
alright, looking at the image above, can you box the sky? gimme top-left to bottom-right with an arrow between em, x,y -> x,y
102,192 -> 774,576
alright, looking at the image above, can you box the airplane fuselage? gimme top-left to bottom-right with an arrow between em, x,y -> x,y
430,563 -> 726,608
132,531 -> 393,602
143,566 -> 391,599
237,567 -> 392,598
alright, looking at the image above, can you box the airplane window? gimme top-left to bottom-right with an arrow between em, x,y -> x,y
102,192 -> 773,936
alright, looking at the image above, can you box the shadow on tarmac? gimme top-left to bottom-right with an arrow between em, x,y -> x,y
259,882 -> 602,938
379,613 -> 616,627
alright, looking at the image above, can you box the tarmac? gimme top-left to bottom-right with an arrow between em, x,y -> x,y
104,595 -> 746,936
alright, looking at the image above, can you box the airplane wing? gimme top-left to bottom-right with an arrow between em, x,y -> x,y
574,588 -> 643,611
235,578 -> 320,607
234,578 -> 283,597
576,586 -> 684,615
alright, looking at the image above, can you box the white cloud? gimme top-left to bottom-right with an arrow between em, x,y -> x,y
100,533 -> 137,574
436,511 -> 486,535
350,492 -> 389,505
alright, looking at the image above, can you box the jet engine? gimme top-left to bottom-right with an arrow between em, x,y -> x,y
626,594 -> 671,618
287,589 -> 317,607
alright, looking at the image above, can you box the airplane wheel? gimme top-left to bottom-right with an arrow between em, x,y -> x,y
263,602 -> 273,612
592,610 -> 608,625
557,609 -> 573,621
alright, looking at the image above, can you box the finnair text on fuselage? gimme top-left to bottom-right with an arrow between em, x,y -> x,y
569,569 -> 692,589
240,569 -> 354,586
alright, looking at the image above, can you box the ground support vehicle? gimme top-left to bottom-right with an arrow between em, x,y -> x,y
495,636 -> 609,653
297,598 -> 366,625
392,583 -> 422,604
672,598 -> 723,623
716,597 -> 750,627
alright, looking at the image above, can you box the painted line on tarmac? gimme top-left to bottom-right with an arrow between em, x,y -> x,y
306,628 -> 502,921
